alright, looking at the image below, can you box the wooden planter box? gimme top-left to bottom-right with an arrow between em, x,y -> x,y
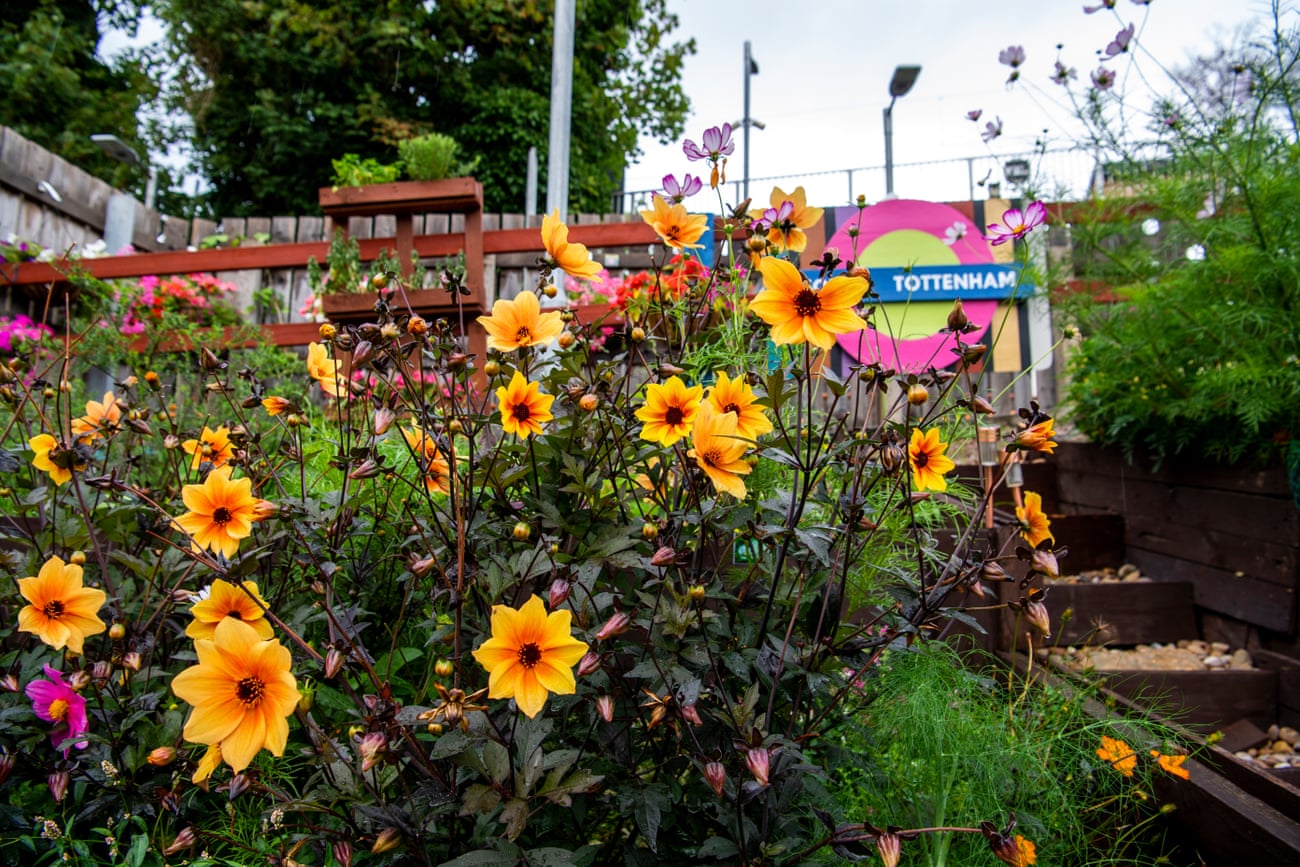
319,288 -> 459,324
998,579 -> 1196,649
1095,667 -> 1279,731
1055,441 -> 1300,634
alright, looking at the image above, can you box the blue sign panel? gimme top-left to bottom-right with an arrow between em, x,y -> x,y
802,264 -> 1032,302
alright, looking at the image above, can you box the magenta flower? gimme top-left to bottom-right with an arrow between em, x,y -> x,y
1083,0 -> 1117,11
985,201 -> 1047,246
660,173 -> 703,203
966,109 -> 983,122
752,200 -> 793,234
1102,23 -> 1135,59
682,123 -> 735,162
981,117 -> 1004,143
998,45 -> 1026,68
1091,66 -> 1117,90
26,665 -> 89,754
1052,61 -> 1077,86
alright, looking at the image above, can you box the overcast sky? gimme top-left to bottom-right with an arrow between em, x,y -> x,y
623,0 -> 1275,207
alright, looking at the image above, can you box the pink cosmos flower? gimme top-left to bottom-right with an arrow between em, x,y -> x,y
985,201 -> 1047,246
1102,23 -> 1135,59
981,117 -> 1004,143
26,665 -> 90,754
1083,0 -> 1117,11
751,200 -> 793,234
1091,67 -> 1117,90
966,109 -> 983,122
660,174 -> 703,203
998,46 -> 1026,68
1052,61 -> 1077,86
682,124 -> 735,162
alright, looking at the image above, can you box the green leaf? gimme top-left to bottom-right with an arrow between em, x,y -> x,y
697,837 -> 739,859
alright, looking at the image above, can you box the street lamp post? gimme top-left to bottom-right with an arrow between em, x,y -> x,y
742,41 -> 759,202
882,65 -> 921,198
91,134 -> 157,253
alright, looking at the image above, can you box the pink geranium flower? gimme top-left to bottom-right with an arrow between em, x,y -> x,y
26,665 -> 90,754
986,201 -> 1048,246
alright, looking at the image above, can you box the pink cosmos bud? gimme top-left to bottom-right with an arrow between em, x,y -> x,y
650,546 -> 677,567
704,761 -> 727,796
680,703 -> 703,726
373,408 -> 395,436
595,611 -> 631,641
1026,600 -> 1052,638
325,647 -> 345,679
164,827 -> 197,855
360,732 -> 387,773
596,695 -> 615,723
877,833 -> 902,867
333,840 -> 354,867
48,770 -> 69,803
350,340 -> 374,368
745,747 -> 771,787
371,827 -> 401,854
348,459 -> 381,480
549,578 -> 571,609
577,652 -> 602,677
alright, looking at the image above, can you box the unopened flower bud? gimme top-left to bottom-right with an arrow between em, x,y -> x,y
148,746 -> 177,767
578,393 -> 599,412
1026,600 -> 1052,638
435,659 -> 454,678
688,585 -> 706,602
641,523 -> 658,541
595,611 -> 631,641
1030,548 -> 1060,578
333,840 -> 354,867
907,383 -> 929,405
512,521 -> 531,541
122,652 -> 142,672
91,660 -> 112,684
48,770 -> 69,802
484,359 -> 501,377
630,326 -> 646,343
371,827 -> 401,855
947,298 -> 969,333
680,703 -> 702,726
879,443 -> 905,473
704,761 -> 727,796
577,652 -> 602,677
549,578 -> 571,609
325,647 -> 345,679
877,833 -> 902,867
557,332 -> 576,349
543,284 -> 558,298
67,670 -> 90,691
359,732 -> 387,772
348,459 -> 381,480
981,561 -> 1011,583
407,315 -> 428,336
144,370 -> 160,388
319,323 -> 337,340
373,407 -> 395,435
971,394 -> 996,415
163,434 -> 181,449
744,747 -> 771,787
0,674 -> 17,693
0,751 -> 13,786
650,546 -> 677,567
596,695 -> 615,722
163,827 -> 197,855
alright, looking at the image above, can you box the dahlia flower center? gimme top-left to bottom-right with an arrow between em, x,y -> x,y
794,289 -> 821,317
236,675 -> 266,706
914,452 -> 929,468
723,402 -> 740,415
512,403 -> 533,421
212,507 -> 233,525
664,406 -> 685,426
700,447 -> 724,468
48,698 -> 69,722
225,609 -> 244,620
517,643 -> 542,668
515,326 -> 533,344
43,599 -> 65,619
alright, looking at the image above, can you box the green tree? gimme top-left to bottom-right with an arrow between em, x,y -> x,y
156,0 -> 693,216
0,0 -> 156,196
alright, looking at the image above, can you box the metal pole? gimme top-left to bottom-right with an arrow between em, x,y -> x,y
525,147 -> 538,217
883,98 -> 896,197
743,41 -> 753,202
546,0 -> 575,219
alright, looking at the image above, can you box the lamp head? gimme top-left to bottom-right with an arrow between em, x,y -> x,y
91,134 -> 141,166
888,65 -> 922,99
